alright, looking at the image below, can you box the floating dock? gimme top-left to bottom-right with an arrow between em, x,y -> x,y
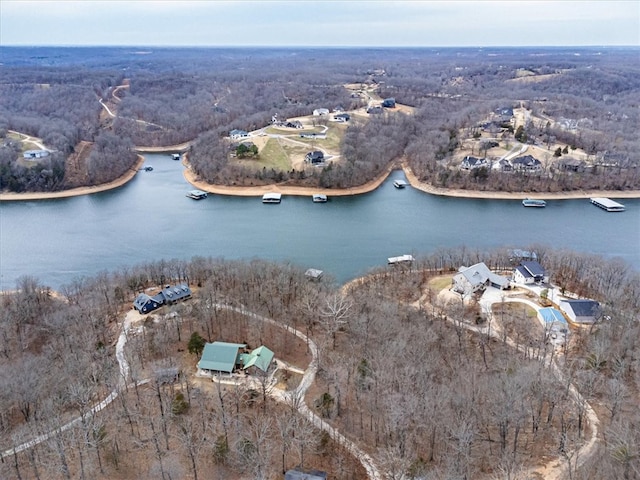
393,180 -> 408,189
590,197 -> 625,212
312,194 -> 328,203
522,198 -> 546,208
388,254 -> 415,265
186,189 -> 208,200
262,193 -> 282,204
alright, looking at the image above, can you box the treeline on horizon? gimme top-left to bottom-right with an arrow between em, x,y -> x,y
1,246 -> 639,479
0,47 -> 639,192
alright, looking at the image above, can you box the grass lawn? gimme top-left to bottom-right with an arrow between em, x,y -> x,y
235,137 -> 291,171
429,275 -> 453,292
7,132 -> 41,152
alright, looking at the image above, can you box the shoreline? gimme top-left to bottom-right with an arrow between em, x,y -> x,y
2,153 -> 640,201
0,155 -> 145,202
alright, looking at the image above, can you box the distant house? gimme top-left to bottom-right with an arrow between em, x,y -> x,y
559,157 -> 586,173
509,249 -> 538,263
513,261 -> 548,285
305,268 -> 324,280
133,284 -> 192,314
305,151 -> 325,164
512,155 -> 542,171
197,342 -> 247,375
313,108 -> 330,116
382,97 -> 396,108
559,299 -> 601,324
452,262 -> 510,296
285,469 -> 328,480
333,113 -> 351,122
23,149 -> 49,159
461,156 -> 488,170
229,129 -> 249,140
366,106 -> 384,115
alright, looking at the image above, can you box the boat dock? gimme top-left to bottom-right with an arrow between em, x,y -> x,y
186,189 -> 208,200
522,198 -> 546,208
262,193 -> 282,204
393,180 -> 408,189
590,197 -> 625,212
312,194 -> 327,203
388,254 -> 415,265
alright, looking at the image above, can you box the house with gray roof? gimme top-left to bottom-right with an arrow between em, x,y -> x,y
512,155 -> 542,172
452,262 -> 510,296
229,129 -> 249,140
513,261 -> 548,285
559,299 -> 601,324
305,151 -> 325,164
23,149 -> 50,159
132,284 -> 192,314
461,156 -> 488,170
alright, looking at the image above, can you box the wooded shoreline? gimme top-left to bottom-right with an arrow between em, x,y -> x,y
2,153 -> 639,201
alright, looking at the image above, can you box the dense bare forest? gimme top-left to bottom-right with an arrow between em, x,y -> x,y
0,46 -> 638,193
1,247 -> 639,479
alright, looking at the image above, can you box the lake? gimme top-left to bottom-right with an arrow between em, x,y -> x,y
1,153 -> 638,290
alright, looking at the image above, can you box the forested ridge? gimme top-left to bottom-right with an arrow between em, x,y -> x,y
1,247 -> 639,479
0,46 -> 638,194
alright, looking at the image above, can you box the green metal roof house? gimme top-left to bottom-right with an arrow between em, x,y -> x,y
197,342 -> 246,374
242,345 -> 274,373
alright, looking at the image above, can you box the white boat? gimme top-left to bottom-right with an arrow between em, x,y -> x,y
393,180 -> 408,189
262,193 -> 282,204
171,153 -> 181,161
590,197 -> 625,212
312,194 -> 327,203
522,198 -> 546,208
186,189 -> 208,200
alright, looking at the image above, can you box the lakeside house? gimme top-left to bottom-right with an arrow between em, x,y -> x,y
197,342 -> 274,376
313,108 -> 330,116
133,284 -> 192,314
511,155 -> 542,172
513,261 -> 548,285
452,262 -> 510,296
461,156 -> 488,170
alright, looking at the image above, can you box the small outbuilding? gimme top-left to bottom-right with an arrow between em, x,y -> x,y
23,149 -> 50,159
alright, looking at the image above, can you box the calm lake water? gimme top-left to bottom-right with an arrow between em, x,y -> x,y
1,153 -> 639,290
